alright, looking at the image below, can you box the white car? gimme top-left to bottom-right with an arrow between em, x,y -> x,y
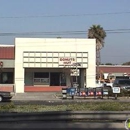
96,80 -> 113,88
96,80 -> 104,88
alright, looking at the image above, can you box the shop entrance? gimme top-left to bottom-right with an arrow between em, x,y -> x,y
50,72 -> 60,86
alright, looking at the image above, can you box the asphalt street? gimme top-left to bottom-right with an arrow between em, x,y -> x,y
0,122 -> 125,130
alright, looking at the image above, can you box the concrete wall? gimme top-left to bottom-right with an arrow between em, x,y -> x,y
15,38 -> 96,93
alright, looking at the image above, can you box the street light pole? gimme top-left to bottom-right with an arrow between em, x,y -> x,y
76,64 -> 78,84
0,62 -> 3,84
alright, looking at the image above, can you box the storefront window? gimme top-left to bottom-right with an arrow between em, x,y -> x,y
0,72 -> 14,84
34,72 -> 49,85
34,72 -> 49,78
50,72 -> 60,86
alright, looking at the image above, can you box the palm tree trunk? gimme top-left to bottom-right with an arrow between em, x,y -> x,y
96,49 -> 101,80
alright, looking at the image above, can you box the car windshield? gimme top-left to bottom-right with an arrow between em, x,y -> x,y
118,80 -> 130,85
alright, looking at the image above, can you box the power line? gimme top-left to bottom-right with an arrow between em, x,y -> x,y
106,29 -> 130,31
0,29 -> 130,36
0,11 -> 130,19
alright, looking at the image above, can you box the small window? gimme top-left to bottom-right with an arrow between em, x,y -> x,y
34,72 -> 49,78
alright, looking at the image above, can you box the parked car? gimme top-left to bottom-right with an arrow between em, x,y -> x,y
103,82 -> 113,88
113,79 -> 130,91
96,80 -> 104,88
0,91 -> 13,102
96,80 -> 113,88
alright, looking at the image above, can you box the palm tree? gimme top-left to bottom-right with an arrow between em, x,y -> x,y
88,25 -> 106,80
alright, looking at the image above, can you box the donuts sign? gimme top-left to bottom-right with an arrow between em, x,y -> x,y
59,57 -> 76,65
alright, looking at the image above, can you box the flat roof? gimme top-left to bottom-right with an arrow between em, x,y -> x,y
0,44 -> 14,47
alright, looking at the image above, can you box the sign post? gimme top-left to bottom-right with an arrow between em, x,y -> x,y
112,87 -> 120,100
72,62 -> 81,92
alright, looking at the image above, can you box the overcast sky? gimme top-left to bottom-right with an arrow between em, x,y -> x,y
0,0 -> 130,64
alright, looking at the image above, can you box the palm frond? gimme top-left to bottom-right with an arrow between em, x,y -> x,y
88,24 -> 106,49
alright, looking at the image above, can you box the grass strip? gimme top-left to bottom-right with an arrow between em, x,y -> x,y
0,102 -> 130,112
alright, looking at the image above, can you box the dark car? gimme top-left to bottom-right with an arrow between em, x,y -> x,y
0,91 -> 13,102
113,79 -> 130,91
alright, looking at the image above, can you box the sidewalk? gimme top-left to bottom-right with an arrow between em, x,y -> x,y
11,92 -> 130,101
11,92 -> 61,101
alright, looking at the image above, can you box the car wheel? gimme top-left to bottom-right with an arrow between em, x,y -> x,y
0,96 -> 3,102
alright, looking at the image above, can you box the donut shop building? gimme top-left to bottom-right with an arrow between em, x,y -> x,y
0,38 -> 96,93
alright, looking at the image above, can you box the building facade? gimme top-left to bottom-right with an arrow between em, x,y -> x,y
0,38 -> 96,93
99,65 -> 130,82
0,45 -> 14,92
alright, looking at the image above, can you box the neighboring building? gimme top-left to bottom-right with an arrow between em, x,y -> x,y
99,65 -> 130,81
0,38 -> 96,93
0,45 -> 15,92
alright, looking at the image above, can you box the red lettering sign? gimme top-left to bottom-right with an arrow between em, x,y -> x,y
60,57 -> 75,61
59,57 -> 76,65
63,61 -> 71,64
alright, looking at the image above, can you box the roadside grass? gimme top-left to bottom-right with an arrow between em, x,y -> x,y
0,102 -> 130,112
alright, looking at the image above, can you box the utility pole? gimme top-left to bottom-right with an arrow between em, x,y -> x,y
0,62 -> 3,83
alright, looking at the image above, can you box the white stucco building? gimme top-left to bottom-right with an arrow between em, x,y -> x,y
0,38 -> 96,93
